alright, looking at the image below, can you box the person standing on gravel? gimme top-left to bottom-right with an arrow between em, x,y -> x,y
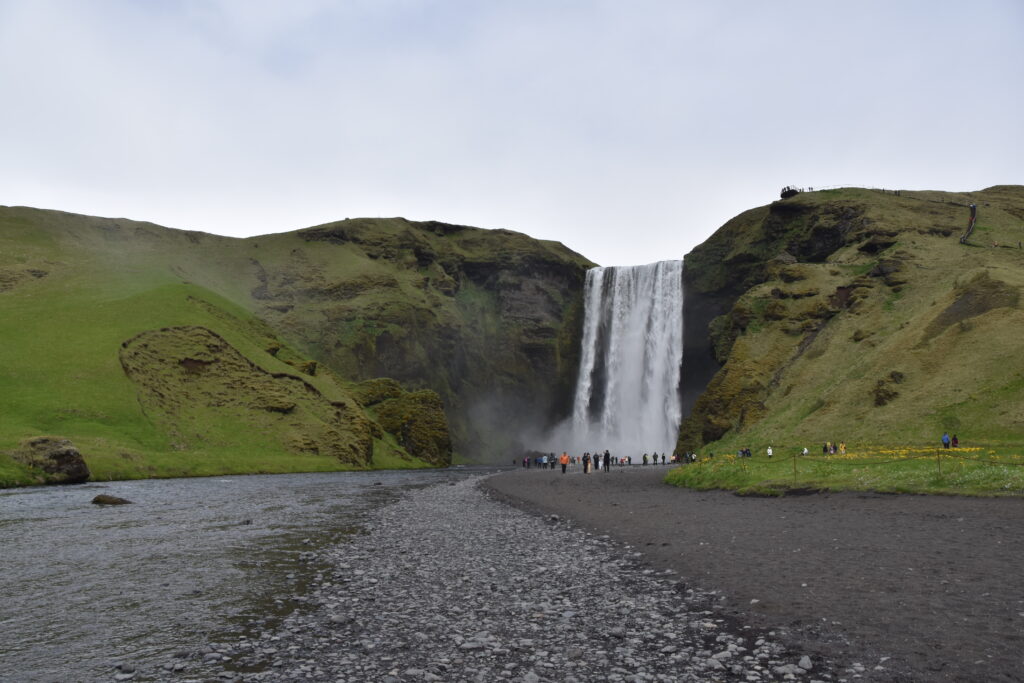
582,452 -> 591,474
560,452 -> 569,474
603,451 -> 611,472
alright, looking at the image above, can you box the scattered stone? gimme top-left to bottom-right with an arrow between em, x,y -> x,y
92,494 -> 132,506
185,476 -> 832,682
774,663 -> 804,676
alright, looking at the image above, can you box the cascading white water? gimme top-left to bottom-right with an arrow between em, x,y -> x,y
570,261 -> 684,456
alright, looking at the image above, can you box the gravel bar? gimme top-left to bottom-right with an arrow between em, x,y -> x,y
172,476 -> 854,683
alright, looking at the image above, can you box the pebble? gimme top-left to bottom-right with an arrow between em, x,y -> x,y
178,476 -> 844,682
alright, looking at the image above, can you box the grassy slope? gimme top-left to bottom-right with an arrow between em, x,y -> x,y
666,446 -> 1024,497
757,188 -> 1023,444
675,185 -> 1024,493
0,208 -> 433,485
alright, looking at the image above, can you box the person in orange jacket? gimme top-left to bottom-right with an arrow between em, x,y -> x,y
559,452 -> 569,474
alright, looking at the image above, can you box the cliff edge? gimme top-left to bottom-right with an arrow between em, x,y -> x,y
678,185 -> 1024,454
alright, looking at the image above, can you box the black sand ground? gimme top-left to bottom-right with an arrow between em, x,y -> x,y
484,466 -> 1024,682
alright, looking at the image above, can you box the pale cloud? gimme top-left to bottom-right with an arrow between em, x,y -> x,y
1,0 -> 1021,266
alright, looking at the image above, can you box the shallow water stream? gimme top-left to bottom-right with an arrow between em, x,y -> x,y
0,468 -> 483,682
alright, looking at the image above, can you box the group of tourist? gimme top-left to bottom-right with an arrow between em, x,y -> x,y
520,437 -> 975,469
519,433 -> 967,472
820,441 -> 847,455
519,451 -> 675,473
757,442 -> 848,458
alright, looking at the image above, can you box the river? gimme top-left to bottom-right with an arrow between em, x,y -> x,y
0,468 -> 487,682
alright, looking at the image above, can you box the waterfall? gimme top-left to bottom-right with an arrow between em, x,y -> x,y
570,261 -> 684,456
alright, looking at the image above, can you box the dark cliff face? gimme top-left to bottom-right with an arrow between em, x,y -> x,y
249,218 -> 595,460
679,275 -> 727,421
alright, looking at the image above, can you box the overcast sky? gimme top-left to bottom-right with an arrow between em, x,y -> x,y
1,1 -> 1021,266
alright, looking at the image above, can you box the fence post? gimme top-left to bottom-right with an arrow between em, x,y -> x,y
937,449 -> 942,478
793,453 -> 798,485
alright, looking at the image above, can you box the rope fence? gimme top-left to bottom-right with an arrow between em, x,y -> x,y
697,451 -> 1024,468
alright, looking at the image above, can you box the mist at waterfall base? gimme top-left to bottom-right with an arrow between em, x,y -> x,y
539,261 -> 684,459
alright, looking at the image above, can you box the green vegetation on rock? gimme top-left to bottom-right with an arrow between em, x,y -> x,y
369,389 -> 452,467
119,325 -> 375,465
678,186 -> 1024,465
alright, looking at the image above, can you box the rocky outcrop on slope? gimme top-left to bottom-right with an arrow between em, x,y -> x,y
119,326 -> 380,465
353,378 -> 452,467
9,437 -> 91,484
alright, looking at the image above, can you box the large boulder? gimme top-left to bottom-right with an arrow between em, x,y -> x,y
11,437 -> 91,484
92,494 -> 132,505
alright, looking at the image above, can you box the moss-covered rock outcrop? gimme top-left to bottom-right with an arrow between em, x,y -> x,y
677,185 -> 1024,453
357,382 -> 452,467
119,326 -> 377,465
8,437 -> 90,484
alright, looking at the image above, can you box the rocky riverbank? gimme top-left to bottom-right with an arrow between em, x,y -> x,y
175,476 -> 845,682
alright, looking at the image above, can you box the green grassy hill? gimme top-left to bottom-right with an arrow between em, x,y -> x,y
0,208 -> 592,485
678,185 -> 1024,457
8,185 -> 1018,489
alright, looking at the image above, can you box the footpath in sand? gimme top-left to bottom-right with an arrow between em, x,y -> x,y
484,466 -> 1024,683
190,476 -> 831,683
